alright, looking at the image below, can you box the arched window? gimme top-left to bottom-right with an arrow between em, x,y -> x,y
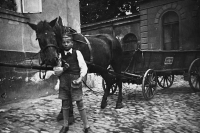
162,11 -> 179,50
122,33 -> 138,51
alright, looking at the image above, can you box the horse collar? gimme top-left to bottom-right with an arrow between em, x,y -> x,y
83,36 -> 93,63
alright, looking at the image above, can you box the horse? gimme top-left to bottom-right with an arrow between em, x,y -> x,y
52,16 -> 124,109
27,20 -> 75,122
27,16 -> 124,109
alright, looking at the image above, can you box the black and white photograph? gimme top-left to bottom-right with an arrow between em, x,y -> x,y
0,0 -> 200,133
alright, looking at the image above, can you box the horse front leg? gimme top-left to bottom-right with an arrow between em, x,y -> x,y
101,75 -> 111,109
116,78 -> 123,109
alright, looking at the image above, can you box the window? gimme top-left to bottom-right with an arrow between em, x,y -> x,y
0,0 -> 42,13
122,33 -> 138,51
162,11 -> 179,50
22,0 -> 42,13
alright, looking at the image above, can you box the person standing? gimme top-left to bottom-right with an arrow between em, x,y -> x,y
53,28 -> 93,133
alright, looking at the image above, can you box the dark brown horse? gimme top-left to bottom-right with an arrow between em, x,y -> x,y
27,17 -> 124,109
27,20 -> 75,122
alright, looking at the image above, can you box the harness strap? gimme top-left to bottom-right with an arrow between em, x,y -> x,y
83,36 -> 93,63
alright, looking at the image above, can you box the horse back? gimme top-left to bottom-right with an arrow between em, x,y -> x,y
73,33 -> 122,72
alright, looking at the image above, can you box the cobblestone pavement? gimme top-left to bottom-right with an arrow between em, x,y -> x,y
0,76 -> 200,133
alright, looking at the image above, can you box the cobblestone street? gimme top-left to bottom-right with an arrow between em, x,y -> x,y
0,76 -> 200,133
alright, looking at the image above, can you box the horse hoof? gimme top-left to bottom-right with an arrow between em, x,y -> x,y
115,103 -> 124,109
101,101 -> 107,109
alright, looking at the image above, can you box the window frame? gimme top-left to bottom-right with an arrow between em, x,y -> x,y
161,11 -> 180,50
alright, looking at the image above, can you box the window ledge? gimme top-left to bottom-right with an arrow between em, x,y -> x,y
0,8 -> 29,23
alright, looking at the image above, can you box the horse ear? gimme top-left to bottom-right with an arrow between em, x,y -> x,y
57,16 -> 63,27
49,17 -> 58,27
49,16 -> 63,28
27,22 -> 37,31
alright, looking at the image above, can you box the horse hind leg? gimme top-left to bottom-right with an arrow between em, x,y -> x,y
115,77 -> 123,109
111,62 -> 123,109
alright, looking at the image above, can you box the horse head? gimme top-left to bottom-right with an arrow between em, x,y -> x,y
27,18 -> 61,66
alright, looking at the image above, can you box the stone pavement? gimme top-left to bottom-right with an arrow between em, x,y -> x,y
0,76 -> 200,133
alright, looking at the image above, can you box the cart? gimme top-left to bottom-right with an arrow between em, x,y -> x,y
102,50 -> 200,100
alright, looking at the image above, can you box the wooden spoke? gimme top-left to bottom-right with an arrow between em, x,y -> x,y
189,58 -> 200,91
142,69 -> 157,100
157,74 -> 174,89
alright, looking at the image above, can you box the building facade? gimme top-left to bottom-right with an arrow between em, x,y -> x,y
81,14 -> 141,52
139,0 -> 200,50
81,0 -> 200,51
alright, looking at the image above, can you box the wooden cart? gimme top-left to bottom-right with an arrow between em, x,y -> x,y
102,50 -> 200,100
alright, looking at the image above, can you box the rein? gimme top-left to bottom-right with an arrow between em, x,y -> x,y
82,79 -> 100,96
82,36 -> 93,63
71,32 -> 94,63
39,44 -> 59,79
40,44 -> 59,53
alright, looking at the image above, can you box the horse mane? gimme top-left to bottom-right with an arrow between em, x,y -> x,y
62,26 -> 77,36
37,21 -> 53,33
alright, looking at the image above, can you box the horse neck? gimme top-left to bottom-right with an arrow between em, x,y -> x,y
73,33 -> 92,62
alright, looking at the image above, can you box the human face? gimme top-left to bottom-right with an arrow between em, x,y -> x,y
62,37 -> 73,51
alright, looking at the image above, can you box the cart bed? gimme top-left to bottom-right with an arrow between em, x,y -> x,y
121,50 -> 200,75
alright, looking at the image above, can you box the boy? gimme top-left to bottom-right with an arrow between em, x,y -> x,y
53,28 -> 93,133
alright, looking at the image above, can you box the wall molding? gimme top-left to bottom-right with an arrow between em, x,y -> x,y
0,8 -> 29,23
154,3 -> 186,24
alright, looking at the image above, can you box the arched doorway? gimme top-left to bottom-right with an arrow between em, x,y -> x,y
122,33 -> 138,51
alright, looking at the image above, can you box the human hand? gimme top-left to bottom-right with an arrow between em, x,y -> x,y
72,77 -> 82,84
53,67 -> 63,76
63,62 -> 70,71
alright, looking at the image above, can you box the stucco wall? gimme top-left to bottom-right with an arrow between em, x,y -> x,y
0,0 -> 80,104
114,21 -> 140,46
81,14 -> 140,48
139,0 -> 200,50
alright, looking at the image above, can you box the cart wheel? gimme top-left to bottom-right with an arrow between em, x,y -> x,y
142,69 -> 157,100
102,78 -> 117,95
157,74 -> 174,89
188,58 -> 200,91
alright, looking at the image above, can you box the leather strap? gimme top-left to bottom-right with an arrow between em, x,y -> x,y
83,36 -> 93,63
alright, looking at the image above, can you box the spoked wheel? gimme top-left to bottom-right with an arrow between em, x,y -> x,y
188,58 -> 200,92
102,78 -> 117,95
142,69 -> 157,100
157,74 -> 174,89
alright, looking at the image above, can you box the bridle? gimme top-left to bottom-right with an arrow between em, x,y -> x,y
37,43 -> 60,79
36,30 -> 60,64
39,43 -> 60,66
40,43 -> 59,54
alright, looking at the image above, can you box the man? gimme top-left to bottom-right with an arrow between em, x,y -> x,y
54,27 -> 93,133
